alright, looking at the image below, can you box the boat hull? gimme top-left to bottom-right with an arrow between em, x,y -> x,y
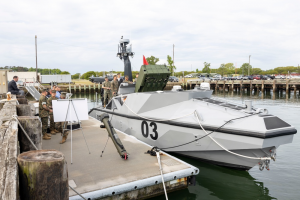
91,112 -> 293,170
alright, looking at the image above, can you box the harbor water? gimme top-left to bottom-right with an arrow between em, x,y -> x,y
75,91 -> 300,200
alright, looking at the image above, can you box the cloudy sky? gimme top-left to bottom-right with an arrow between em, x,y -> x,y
1,0 -> 299,74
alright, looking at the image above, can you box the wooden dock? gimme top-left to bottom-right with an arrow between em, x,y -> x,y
43,117 -> 199,199
0,96 -> 199,200
0,99 -> 18,200
185,79 -> 300,94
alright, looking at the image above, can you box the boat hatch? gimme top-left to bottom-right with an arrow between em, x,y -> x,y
195,98 -> 246,110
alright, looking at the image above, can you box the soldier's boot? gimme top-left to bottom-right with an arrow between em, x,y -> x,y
60,135 -> 68,144
50,130 -> 57,135
54,129 -> 60,133
43,134 -> 51,140
47,133 -> 52,137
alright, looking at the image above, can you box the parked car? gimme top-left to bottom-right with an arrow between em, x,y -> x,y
275,75 -> 286,79
252,75 -> 261,80
236,76 -> 243,80
247,75 -> 253,80
266,75 -> 275,80
168,76 -> 179,82
291,76 -> 300,79
242,76 -> 249,80
199,77 -> 211,81
184,74 -> 193,78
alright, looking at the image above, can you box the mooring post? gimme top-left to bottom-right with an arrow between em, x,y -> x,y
18,150 -> 69,200
16,105 -> 32,116
17,116 -> 42,153
17,98 -> 28,105
89,85 -> 91,92
240,80 -> 243,91
286,79 -> 290,95
74,85 -> 76,93
262,80 -> 265,92
78,85 -> 81,93
84,85 -> 86,92
273,80 -> 276,92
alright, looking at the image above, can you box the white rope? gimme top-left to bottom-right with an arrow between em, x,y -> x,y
156,151 -> 168,200
124,102 -> 194,121
194,111 -> 271,160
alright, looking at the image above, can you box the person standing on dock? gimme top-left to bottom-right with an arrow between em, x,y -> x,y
47,90 -> 60,135
55,87 -> 61,99
39,89 -> 52,140
58,92 -> 69,144
134,73 -> 139,83
102,77 -> 112,107
123,75 -> 132,84
111,75 -> 119,97
117,73 -> 123,85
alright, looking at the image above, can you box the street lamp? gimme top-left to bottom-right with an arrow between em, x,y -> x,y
248,55 -> 251,76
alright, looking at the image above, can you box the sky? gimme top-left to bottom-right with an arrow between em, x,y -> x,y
0,0 -> 299,75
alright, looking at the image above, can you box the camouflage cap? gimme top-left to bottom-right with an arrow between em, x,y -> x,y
42,89 -> 48,92
51,90 -> 56,93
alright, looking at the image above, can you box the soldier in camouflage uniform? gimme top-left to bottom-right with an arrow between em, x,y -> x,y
47,89 -> 59,134
39,89 -> 52,140
111,75 -> 119,97
102,77 -> 112,107
59,92 -> 69,144
123,75 -> 132,83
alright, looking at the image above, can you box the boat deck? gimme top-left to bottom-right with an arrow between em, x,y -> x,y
43,117 -> 199,199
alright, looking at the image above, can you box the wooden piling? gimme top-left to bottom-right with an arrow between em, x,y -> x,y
79,85 -> 81,93
17,105 -> 32,116
18,150 -> 68,200
84,85 -> 86,92
18,116 -> 42,153
0,102 -> 18,200
17,97 -> 28,105
273,80 -> 276,92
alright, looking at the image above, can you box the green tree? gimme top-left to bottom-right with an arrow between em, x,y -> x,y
61,71 -> 70,74
80,71 -> 96,80
71,73 -> 80,79
202,62 -> 211,73
167,55 -> 176,74
42,68 -> 50,75
252,68 -> 262,75
240,63 -> 252,75
225,63 -> 235,74
217,64 -> 227,76
146,56 -> 159,65
196,68 -> 199,72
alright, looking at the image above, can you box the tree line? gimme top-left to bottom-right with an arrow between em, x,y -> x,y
0,66 -> 70,75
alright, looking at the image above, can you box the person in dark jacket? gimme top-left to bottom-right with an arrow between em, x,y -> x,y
8,76 -> 25,95
117,73 -> 123,85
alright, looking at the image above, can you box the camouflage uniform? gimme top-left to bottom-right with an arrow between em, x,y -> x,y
47,95 -> 58,132
102,81 -> 112,105
111,79 -> 119,97
39,94 -> 49,137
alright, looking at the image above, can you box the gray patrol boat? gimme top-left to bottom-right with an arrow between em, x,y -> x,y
89,37 -> 297,170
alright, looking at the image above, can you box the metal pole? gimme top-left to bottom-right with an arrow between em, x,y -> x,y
173,44 -> 175,76
35,35 -> 38,81
248,55 -> 251,76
